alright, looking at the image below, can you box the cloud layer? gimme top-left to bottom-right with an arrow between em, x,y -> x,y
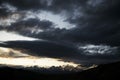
0,0 -> 120,65
0,0 -> 120,46
0,40 -> 120,63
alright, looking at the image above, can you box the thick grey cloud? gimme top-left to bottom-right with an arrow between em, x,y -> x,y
0,0 -> 46,10
5,19 -> 54,34
39,0 -> 120,46
0,40 -> 79,58
0,40 -> 120,65
0,0 -> 120,46
0,0 -> 87,11
0,0 -> 120,67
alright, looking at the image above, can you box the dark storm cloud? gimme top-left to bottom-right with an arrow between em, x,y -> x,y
0,0 -> 120,46
31,0 -> 120,46
0,0 -> 87,11
0,7 -> 9,16
58,0 -> 120,46
0,3 -> 17,17
65,0 -> 120,46
5,19 -> 54,32
0,0 -> 46,10
0,40 -> 80,58
0,40 -> 120,64
0,0 -> 120,67
47,0 -> 88,13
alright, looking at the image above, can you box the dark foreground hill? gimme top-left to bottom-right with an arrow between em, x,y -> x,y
0,62 -> 120,80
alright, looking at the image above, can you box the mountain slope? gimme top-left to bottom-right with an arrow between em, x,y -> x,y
0,61 -> 120,80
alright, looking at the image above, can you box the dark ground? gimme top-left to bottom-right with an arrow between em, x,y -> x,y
0,61 -> 120,80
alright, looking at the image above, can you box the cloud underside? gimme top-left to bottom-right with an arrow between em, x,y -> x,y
0,47 -> 80,70
0,40 -> 120,64
0,42 -> 120,67
0,0 -> 119,46
0,0 -> 120,65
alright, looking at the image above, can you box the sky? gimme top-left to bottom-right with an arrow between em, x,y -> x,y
0,0 -> 120,46
0,47 -> 79,68
0,0 -> 120,71
0,30 -> 39,41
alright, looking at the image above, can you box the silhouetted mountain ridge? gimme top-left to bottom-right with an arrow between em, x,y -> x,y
0,61 -> 120,80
